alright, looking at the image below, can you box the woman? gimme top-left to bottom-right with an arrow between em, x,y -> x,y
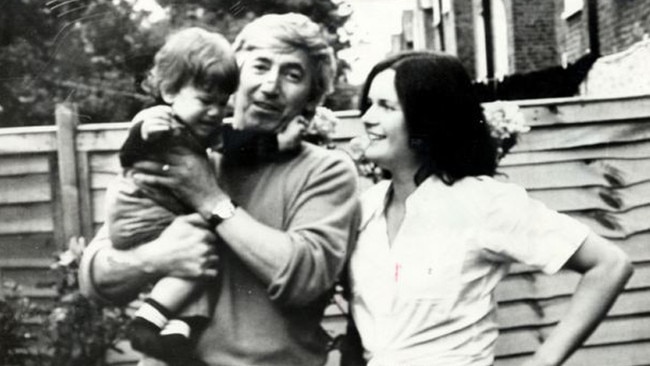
344,51 -> 633,366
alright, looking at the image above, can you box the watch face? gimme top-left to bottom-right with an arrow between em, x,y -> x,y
213,200 -> 236,220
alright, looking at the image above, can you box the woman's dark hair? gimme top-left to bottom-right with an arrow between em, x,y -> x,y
359,51 -> 498,185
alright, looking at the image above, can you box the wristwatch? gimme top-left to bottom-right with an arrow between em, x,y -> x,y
207,198 -> 237,227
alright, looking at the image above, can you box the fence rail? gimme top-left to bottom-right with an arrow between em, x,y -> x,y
2,94 -> 650,365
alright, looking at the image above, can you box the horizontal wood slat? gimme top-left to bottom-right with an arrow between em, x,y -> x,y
496,340 -> 650,366
0,155 -> 51,176
0,233 -> 57,258
496,262 -> 650,302
527,181 -> 650,212
501,139 -> 650,166
0,258 -> 54,268
0,174 -> 52,204
77,126 -> 128,152
0,203 -> 54,234
496,315 -> 650,357
512,120 -> 650,152
516,93 -> 650,126
497,289 -> 650,330
571,204 -> 650,239
0,127 -> 57,154
498,158 -> 650,189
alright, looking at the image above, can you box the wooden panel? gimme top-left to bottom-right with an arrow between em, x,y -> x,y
0,203 -> 54,234
0,154 -> 50,176
497,289 -> 650,329
0,126 -> 57,154
571,204 -> 650,239
501,139 -> 650,166
496,315 -> 650,357
512,120 -> 650,152
498,158 -> 650,189
76,123 -> 128,152
0,174 -> 52,204
496,262 -> 650,302
496,340 -> 650,366
90,152 -> 121,175
92,189 -> 108,224
516,93 -> 650,126
56,103 -> 82,242
77,151 -> 95,241
527,180 -> 650,212
613,232 -> 650,262
0,264 -> 58,288
0,233 -> 57,258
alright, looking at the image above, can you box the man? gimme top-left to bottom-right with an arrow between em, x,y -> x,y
79,13 -> 359,366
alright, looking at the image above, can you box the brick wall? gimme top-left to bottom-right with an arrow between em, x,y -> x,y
453,0 -> 477,79
599,0 -> 650,55
557,0 -> 650,63
510,0 -> 559,72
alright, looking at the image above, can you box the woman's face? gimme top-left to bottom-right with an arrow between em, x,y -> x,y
361,69 -> 416,171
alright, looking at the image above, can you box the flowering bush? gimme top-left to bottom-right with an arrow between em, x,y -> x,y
0,237 -> 130,366
0,282 -> 45,365
347,135 -> 384,183
482,101 -> 530,158
302,106 -> 339,148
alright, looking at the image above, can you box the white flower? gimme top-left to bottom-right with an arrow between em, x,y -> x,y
306,107 -> 338,138
483,101 -> 530,140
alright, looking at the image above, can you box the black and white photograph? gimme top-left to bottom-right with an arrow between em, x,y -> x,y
0,0 -> 648,365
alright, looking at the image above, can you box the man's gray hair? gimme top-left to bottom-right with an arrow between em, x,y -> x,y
233,13 -> 337,114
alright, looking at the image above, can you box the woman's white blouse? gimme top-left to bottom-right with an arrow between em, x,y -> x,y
349,176 -> 589,366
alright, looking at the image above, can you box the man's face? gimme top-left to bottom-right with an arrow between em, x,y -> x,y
232,47 -> 314,132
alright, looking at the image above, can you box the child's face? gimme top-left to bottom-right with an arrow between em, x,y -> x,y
163,84 -> 230,139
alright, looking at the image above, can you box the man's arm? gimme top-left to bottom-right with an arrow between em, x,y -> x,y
211,154 -> 359,306
525,232 -> 633,366
78,214 -> 219,305
132,150 -> 360,306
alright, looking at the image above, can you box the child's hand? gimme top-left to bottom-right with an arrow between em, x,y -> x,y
132,105 -> 175,140
141,118 -> 173,141
277,115 -> 307,151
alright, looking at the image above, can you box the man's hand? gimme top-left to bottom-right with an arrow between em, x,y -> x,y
142,214 -> 219,278
131,151 -> 226,220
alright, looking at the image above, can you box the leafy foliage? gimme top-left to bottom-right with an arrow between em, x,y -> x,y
0,0 -> 355,128
0,237 -> 130,366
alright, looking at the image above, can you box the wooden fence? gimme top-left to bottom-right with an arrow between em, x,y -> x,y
1,94 -> 650,365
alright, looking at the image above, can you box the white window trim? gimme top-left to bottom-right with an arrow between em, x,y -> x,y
562,0 -> 583,19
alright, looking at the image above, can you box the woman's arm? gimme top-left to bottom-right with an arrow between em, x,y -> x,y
525,232 -> 633,366
78,214 -> 219,305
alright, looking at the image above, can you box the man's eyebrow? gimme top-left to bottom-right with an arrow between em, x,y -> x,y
250,55 -> 272,63
282,62 -> 306,72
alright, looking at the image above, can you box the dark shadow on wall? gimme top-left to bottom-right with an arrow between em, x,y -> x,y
474,53 -> 599,103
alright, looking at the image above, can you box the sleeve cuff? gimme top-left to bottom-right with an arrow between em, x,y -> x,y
78,226 -> 116,304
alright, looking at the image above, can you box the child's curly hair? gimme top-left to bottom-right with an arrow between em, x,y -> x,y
143,27 -> 239,100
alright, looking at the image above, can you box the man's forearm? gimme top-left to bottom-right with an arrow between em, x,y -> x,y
89,245 -> 159,303
216,208 -> 292,285
79,216 -> 218,304
78,226 -> 158,304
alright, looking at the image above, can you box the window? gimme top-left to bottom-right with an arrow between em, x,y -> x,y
562,0 -> 583,19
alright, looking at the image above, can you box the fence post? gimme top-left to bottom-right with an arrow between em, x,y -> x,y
55,103 -> 82,245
